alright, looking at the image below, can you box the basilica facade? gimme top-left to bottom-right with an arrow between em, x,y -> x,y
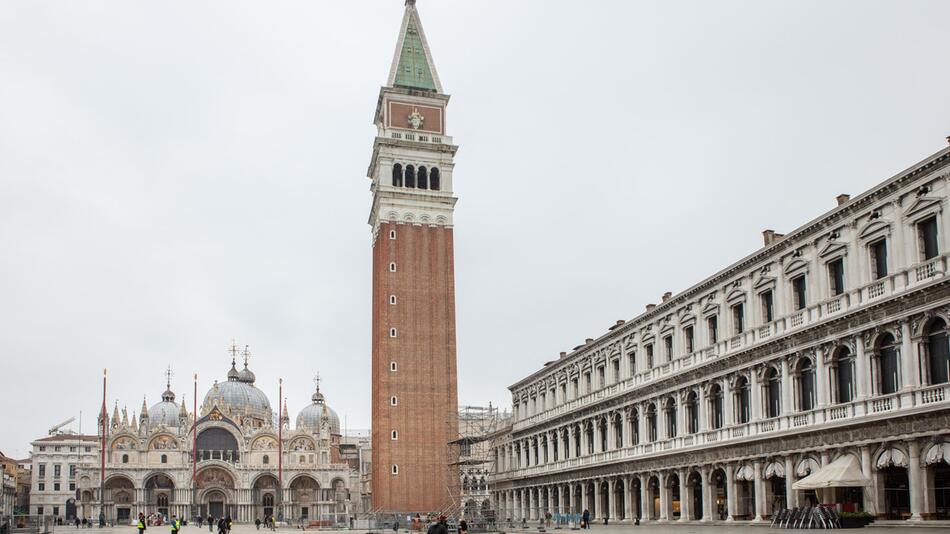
75,354 -> 360,525
491,144 -> 950,522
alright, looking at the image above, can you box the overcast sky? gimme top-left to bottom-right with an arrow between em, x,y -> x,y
1,0 -> 949,457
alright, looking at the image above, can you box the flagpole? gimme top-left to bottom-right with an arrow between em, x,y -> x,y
193,373 -> 198,519
278,378 -> 283,521
99,369 -> 107,526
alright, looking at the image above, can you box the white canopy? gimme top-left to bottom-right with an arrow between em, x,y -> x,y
792,455 -> 870,489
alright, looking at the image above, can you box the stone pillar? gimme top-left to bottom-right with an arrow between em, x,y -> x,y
860,446 -> 875,515
753,461 -> 764,521
816,348 -> 828,409
678,468 -> 689,522
725,464 -> 736,521
749,367 -> 761,422
722,377 -> 734,427
785,456 -> 797,509
607,479 -> 616,520
621,410 -> 631,448
855,335 -> 869,400
908,440 -> 923,521
781,358 -> 792,416
698,390 -> 708,432
580,482 -> 587,517
606,417 -> 616,451
900,320 -> 918,391
623,476 -> 632,522
639,474 -> 649,521
701,467 -> 713,522
658,472 -> 669,521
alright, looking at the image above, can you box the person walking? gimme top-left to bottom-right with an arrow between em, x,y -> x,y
137,513 -> 147,534
217,517 -> 227,534
425,516 -> 448,534
581,509 -> 590,530
226,516 -> 232,534
459,519 -> 468,534
255,518 -> 261,531
208,516 -> 214,532
171,516 -> 181,534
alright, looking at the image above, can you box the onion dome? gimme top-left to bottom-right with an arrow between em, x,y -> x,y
296,383 -> 341,434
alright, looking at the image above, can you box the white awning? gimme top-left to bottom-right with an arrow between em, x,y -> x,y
792,455 -> 870,490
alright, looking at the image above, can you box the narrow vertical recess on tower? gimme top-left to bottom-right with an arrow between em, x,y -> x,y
366,1 -> 460,514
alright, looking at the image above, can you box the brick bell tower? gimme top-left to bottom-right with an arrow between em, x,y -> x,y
367,0 -> 460,513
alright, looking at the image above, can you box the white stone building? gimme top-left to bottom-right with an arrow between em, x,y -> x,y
28,434 -> 99,520
71,352 -> 361,525
491,144 -> 950,522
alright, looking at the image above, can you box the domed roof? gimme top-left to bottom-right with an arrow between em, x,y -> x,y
238,364 -> 256,383
296,386 -> 341,434
149,399 -> 181,427
148,380 -> 181,427
201,354 -> 272,424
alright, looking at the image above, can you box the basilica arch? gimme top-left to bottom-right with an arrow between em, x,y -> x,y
196,466 -> 236,519
103,475 -> 135,523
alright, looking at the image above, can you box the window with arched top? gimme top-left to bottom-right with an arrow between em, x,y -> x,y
798,359 -> 816,411
834,348 -> 855,403
664,398 -> 677,438
263,455 -> 269,465
709,385 -> 724,429
686,391 -> 699,434
121,454 -> 129,464
766,367 -> 782,417
646,403 -> 659,442
629,411 -> 640,445
612,414 -> 623,449
877,333 -> 900,395
735,377 -> 750,423
404,165 -> 416,188
927,319 -> 950,385
160,454 -> 167,464
598,417 -> 608,451
417,166 -> 428,190
430,167 -> 441,190
392,163 -> 403,187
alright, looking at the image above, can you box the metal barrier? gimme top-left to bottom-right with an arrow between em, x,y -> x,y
769,507 -> 841,529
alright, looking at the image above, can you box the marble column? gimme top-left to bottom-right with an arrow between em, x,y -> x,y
900,320 -> 918,391
658,472 -> 669,521
816,348 -> 828,409
855,335 -> 869,400
860,445 -> 876,515
607,479 -> 616,520
678,468 -> 690,522
753,461 -> 764,521
908,440 -> 923,521
785,456 -> 797,509
639,474 -> 649,521
781,358 -> 792,416
701,467 -> 713,522
725,464 -> 736,521
623,476 -> 632,522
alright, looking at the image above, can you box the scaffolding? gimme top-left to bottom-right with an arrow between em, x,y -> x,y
445,405 -> 510,532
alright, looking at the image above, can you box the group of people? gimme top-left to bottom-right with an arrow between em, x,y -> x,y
254,516 -> 277,531
136,513 -> 182,534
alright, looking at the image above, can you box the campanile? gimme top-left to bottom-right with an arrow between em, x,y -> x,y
367,0 -> 460,513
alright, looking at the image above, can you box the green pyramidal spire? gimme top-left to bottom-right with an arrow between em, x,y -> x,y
388,1 -> 442,92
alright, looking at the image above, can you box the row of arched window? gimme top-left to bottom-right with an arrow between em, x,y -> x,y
392,163 -> 441,191
503,318 -> 950,468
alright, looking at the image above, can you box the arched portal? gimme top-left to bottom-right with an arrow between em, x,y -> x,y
253,474 -> 279,521
145,473 -> 175,517
688,471 -> 703,520
289,475 -> 320,522
103,476 -> 134,523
